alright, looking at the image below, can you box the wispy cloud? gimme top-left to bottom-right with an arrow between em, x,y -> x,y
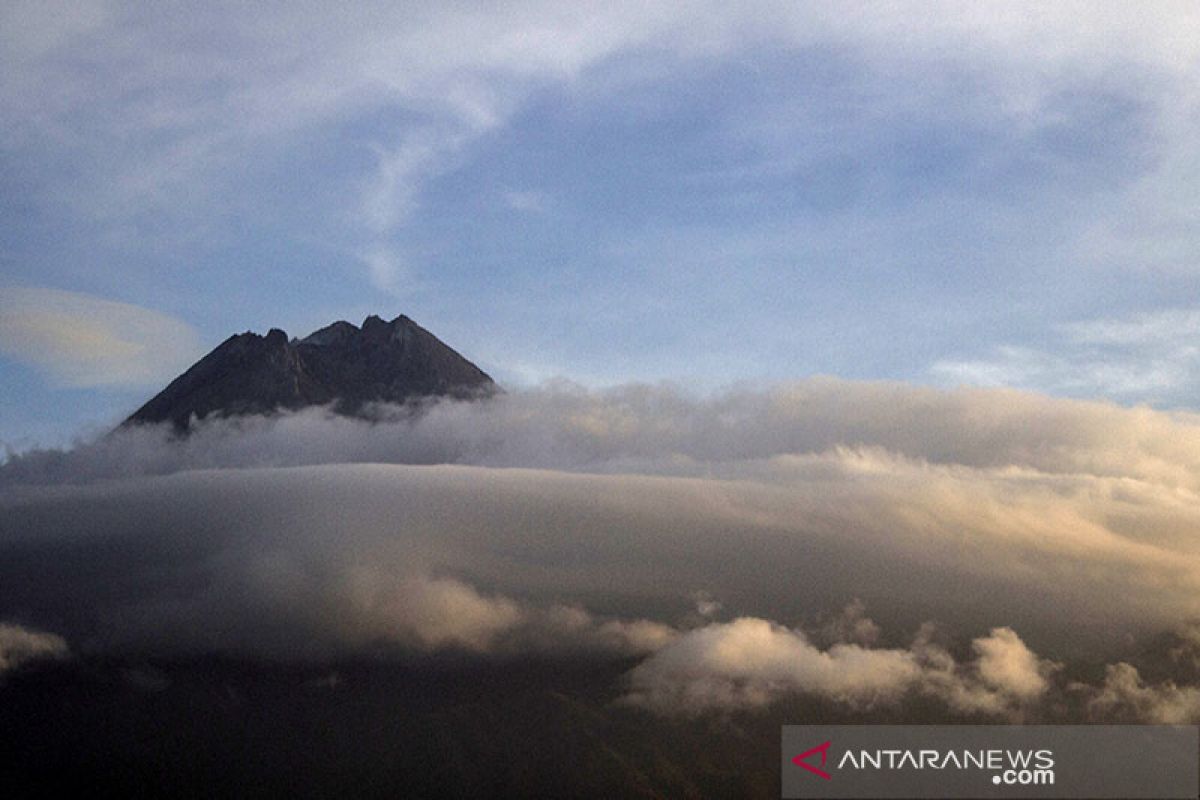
356,244 -> 415,297
502,189 -> 549,214
932,308 -> 1200,404
5,2 -> 1199,289
0,287 -> 201,388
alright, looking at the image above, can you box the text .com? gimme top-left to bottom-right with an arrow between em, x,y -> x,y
994,767 -> 1055,786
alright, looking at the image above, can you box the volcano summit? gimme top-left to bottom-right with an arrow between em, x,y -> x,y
125,314 -> 496,431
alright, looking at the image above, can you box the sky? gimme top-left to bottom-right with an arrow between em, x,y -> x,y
3,1 -> 1200,448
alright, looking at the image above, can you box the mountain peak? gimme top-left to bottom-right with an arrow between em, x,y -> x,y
125,314 -> 497,431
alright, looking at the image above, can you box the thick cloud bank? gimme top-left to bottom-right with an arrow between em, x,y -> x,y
8,378 -> 1200,487
3,380 -> 1200,721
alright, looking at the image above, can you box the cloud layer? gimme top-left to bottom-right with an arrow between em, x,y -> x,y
3,379 -> 1200,721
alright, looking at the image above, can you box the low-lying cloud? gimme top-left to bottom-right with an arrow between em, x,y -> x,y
622,607 -> 1200,724
2,379 -> 1200,722
8,378 -> 1200,488
0,622 -> 68,675
1086,663 -> 1200,724
623,617 -> 1059,719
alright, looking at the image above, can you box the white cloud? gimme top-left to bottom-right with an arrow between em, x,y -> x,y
0,287 -> 202,388
16,378 -> 1200,492
330,572 -> 673,657
360,127 -> 479,234
932,308 -> 1200,403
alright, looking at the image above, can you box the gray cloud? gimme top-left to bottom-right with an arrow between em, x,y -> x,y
0,622 -> 68,674
1085,663 -> 1200,724
3,380 -> 1200,722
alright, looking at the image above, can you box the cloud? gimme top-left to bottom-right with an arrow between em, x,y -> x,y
932,308 -> 1200,404
971,627 -> 1052,700
813,598 -> 880,647
12,378 -> 1200,501
360,127 -> 480,234
5,380 -> 1200,645
357,244 -> 413,297
1086,663 -> 1200,724
315,571 -> 674,657
622,612 -> 1068,717
0,622 -> 68,674
924,626 -> 1059,717
6,1 -> 1200,291
502,190 -> 549,214
623,617 -> 923,714
2,378 -> 1200,725
0,287 -> 201,388
0,463 -> 678,660
622,612 -> 1200,723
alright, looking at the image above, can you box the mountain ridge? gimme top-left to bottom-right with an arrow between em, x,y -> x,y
125,314 -> 497,431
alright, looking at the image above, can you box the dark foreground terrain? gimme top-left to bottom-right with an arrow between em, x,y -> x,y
0,654 -> 948,799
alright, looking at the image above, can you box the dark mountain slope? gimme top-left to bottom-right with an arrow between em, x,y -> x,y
125,314 -> 496,430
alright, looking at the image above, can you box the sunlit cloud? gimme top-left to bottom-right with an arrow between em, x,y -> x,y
622,617 -> 1061,718
0,287 -> 202,388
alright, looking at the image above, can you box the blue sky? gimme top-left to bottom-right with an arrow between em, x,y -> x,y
3,1 -> 1200,448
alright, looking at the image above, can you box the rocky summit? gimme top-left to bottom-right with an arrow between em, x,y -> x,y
124,314 -> 497,431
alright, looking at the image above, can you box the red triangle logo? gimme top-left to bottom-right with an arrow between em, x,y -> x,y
792,740 -> 832,780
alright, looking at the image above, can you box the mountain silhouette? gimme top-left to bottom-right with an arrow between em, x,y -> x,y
125,314 -> 497,430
